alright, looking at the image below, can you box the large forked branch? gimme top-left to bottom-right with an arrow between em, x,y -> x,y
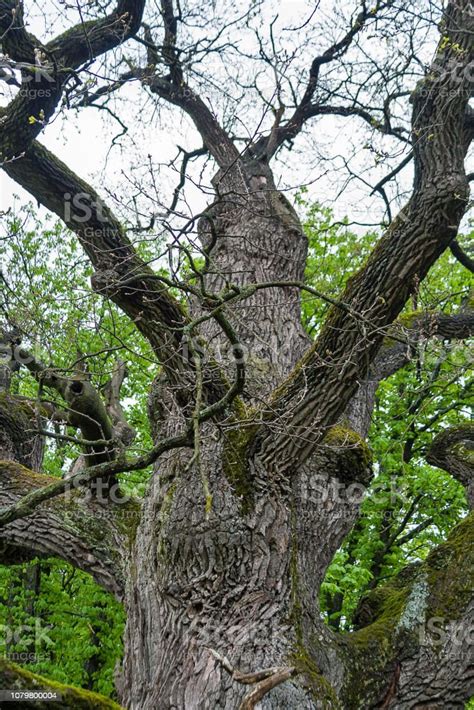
0,0 -> 146,161
134,0 -> 239,169
0,4 -> 194,380
254,0 -> 473,474
0,0 -> 230,399
0,461 -> 127,597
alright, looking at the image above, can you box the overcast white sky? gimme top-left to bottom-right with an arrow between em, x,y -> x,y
1,0 -> 466,236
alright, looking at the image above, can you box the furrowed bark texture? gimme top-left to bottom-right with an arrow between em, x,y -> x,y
0,461 -> 129,598
0,1 -> 473,708
119,3 -> 474,705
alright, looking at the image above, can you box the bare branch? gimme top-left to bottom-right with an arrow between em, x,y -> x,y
450,238 -> 474,273
427,423 -> 474,508
251,1 -> 397,160
252,3 -> 473,473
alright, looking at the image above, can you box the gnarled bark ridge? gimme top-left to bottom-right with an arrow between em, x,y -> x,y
0,1 -> 473,708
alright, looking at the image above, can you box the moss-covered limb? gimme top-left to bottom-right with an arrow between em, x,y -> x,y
0,659 -> 123,709
340,513 -> 474,708
321,425 -> 373,480
427,422 -> 474,508
222,416 -> 260,509
16,346 -> 116,469
289,645 -> 342,710
0,461 -> 128,598
223,411 -> 372,506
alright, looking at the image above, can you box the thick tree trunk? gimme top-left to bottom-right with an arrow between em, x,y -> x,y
118,166 -> 474,708
120,434 -> 368,709
1,2 -> 473,707
120,171 -> 308,708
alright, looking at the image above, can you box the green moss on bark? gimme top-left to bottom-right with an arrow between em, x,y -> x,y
288,505 -> 341,707
222,415 -> 259,510
0,460 -> 56,486
340,513 -> 474,707
290,646 -> 341,709
381,309 -> 426,347
0,659 -> 123,709
425,512 -> 474,619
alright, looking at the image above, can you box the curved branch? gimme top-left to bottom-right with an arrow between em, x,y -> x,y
0,461 -> 127,597
144,72 -> 240,169
253,2 -> 473,473
450,237 -> 474,272
427,423 -> 474,508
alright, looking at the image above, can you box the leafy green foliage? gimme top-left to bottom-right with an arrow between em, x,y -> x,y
0,205 -> 165,695
0,560 -> 125,698
1,203 -> 159,493
296,196 -> 472,630
0,199 -> 471,694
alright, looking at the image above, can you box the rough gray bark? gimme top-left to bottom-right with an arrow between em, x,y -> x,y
0,461 -> 128,598
0,1 -> 473,709
427,424 -> 474,509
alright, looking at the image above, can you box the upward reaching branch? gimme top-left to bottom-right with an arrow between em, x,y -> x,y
0,0 -> 146,160
250,0 -> 397,160
136,3 -> 240,169
253,0 -> 473,474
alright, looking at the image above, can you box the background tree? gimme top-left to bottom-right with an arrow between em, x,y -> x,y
0,0 -> 473,708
